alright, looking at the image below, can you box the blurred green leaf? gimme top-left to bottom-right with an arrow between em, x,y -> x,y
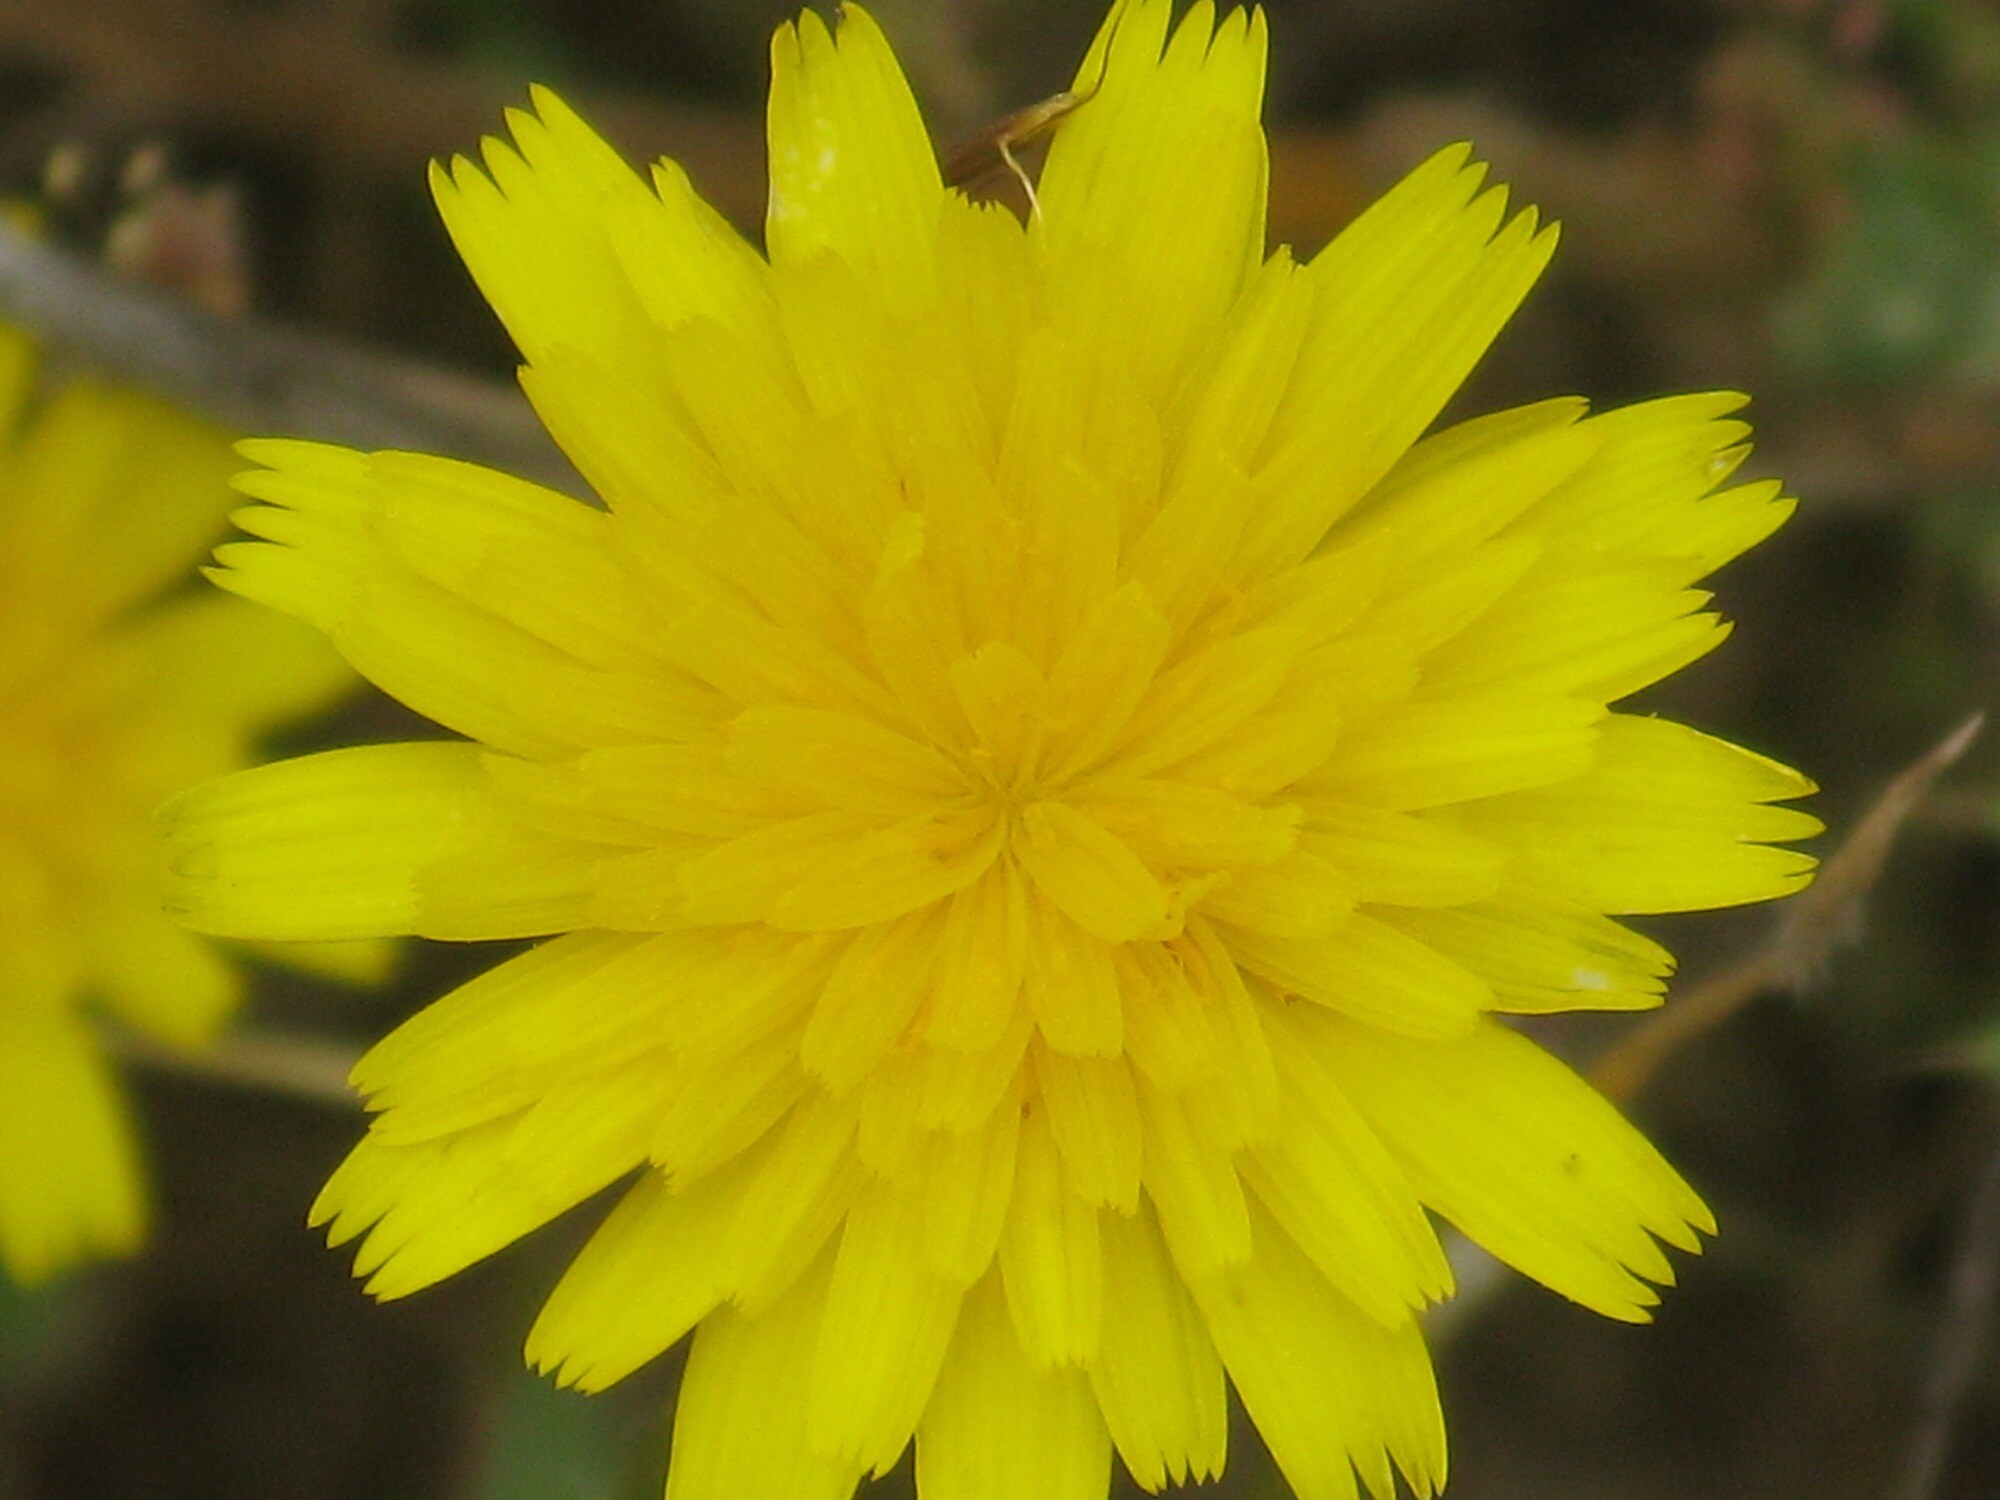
1777,139 -> 1987,386
1920,488 -> 2000,602
473,1366 -> 629,1500
399,0 -> 577,76
0,1273 -> 78,1383
1894,0 -> 2000,117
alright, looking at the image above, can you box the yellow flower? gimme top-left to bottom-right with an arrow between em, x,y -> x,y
165,2 -> 1815,1495
0,327 -> 353,1284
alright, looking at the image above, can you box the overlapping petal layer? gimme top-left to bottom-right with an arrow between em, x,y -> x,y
166,2 -> 1814,1495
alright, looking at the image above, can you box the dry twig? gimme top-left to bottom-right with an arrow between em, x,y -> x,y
104,1021 -> 362,1110
1434,716 -> 1985,1347
0,222 -> 574,487
1892,1128 -> 2000,1500
1594,713 -> 1985,1105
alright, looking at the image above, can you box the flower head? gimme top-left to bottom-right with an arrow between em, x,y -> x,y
0,327 -> 352,1284
166,2 -> 1815,1495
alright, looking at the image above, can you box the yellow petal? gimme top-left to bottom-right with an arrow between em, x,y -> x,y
1308,1011 -> 1713,1321
1335,407 -> 1596,565
312,1096 -> 648,1302
916,1269 -> 1111,1500
1418,562 -> 1725,704
674,810 -> 875,926
1191,1196 -> 1446,1500
526,1167 -> 729,1392
1520,392 -> 1794,579
429,88 -> 663,373
1087,1201 -> 1228,1490
649,1025 -> 808,1184
1196,851 -> 1356,939
86,901 -> 242,1049
1136,1076 -> 1251,1276
1015,801 -> 1172,943
1455,713 -> 1819,913
1182,920 -> 1282,1150
917,1101 -> 1021,1284
856,1050 -> 928,1180
1076,777 -> 1301,870
0,380 -> 236,638
926,862 -> 1032,1051
1038,1 -> 1268,404
666,1247 -> 862,1500
1169,250 -> 1317,482
801,911 -> 941,1091
999,1107 -> 1103,1366
994,331 -> 1150,659
1043,581 -> 1171,779
1107,625 -> 1297,780
1223,913 -> 1488,1037
727,703 -> 965,814
1383,888 -> 1671,1014
1244,1000 -> 1451,1322
1025,902 -> 1124,1057
355,932 -> 675,1136
1245,146 -> 1558,576
1346,534 -> 1542,659
517,345 -> 722,522
769,807 -> 1004,932
723,1093 -> 867,1315
766,6 -> 942,305
809,1177 -> 963,1474
934,193 -> 1035,456
1115,941 -> 1221,1090
1306,694 -> 1603,811
164,742 -> 578,942
115,592 -> 352,748
612,151 -> 781,341
915,1012 -> 1035,1132
251,937 -> 396,987
0,1008 -> 145,1284
1034,1047 -> 1142,1213
1300,804 -> 1504,909
415,833 -> 601,941
226,443 -> 701,757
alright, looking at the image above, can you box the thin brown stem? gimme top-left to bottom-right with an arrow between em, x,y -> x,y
1594,714 -> 1984,1105
0,223 -> 577,488
1892,1127 -> 2000,1500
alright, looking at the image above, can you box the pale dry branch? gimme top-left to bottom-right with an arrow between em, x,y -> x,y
1436,716 -> 1985,1346
1594,714 -> 1985,1106
103,1020 -> 363,1110
1892,1127 -> 2000,1500
1771,714 -> 1986,989
0,222 -> 577,487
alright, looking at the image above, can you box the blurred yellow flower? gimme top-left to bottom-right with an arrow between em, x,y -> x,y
165,1 -> 1815,1495
0,329 -> 354,1284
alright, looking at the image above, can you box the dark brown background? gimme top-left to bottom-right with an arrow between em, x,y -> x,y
0,1 -> 1995,1496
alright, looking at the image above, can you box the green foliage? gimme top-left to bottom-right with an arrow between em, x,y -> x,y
1894,0 -> 2000,119
1777,134 -> 2000,386
473,1367 -> 632,1500
399,0 -> 577,76
0,1274 -> 68,1383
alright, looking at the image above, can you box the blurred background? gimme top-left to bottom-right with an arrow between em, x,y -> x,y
0,0 -> 1995,1496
